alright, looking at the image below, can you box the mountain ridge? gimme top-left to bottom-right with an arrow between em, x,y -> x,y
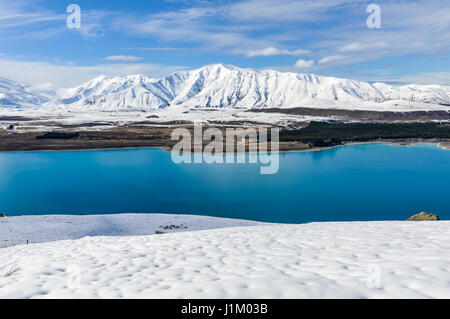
0,77 -> 51,108
2,64 -> 450,111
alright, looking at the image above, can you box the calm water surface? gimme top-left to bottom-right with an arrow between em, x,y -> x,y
0,143 -> 448,223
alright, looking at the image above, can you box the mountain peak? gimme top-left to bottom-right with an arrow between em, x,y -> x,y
125,74 -> 149,81
85,75 -> 109,85
197,63 -> 241,73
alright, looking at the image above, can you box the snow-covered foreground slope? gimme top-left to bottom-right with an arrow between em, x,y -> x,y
0,216 -> 449,298
0,214 -> 265,248
59,64 -> 450,111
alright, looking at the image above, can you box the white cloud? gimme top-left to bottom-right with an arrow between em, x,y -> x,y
127,47 -> 183,51
318,55 -> 346,64
0,3 -> 114,39
1,0 -> 449,84
105,55 -> 143,62
100,0 -> 450,76
339,42 -> 387,52
243,46 -> 309,57
0,58 -> 187,88
119,6 -> 271,53
373,72 -> 450,86
312,0 -> 450,67
0,2 -> 65,29
226,0 -> 348,22
294,59 -> 315,68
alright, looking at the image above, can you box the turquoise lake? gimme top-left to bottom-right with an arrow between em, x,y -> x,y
0,143 -> 448,223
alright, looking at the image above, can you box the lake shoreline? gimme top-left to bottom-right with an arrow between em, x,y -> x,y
0,126 -> 449,155
0,139 -> 448,155
1,122 -> 449,153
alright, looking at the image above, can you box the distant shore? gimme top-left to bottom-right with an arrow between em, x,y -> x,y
437,142 -> 450,150
0,122 -> 449,153
0,135 -> 448,154
279,140 -> 450,154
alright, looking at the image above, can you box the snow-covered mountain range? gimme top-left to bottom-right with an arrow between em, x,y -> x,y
0,77 -> 50,108
2,64 -> 450,111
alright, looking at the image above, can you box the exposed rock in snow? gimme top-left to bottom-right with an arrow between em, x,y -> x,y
407,212 -> 440,221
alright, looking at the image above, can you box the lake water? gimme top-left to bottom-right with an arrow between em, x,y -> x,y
0,143 -> 448,223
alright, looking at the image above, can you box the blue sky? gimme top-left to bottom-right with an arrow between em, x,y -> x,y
0,0 -> 449,87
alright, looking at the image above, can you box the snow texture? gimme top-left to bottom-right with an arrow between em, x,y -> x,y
0,214 -> 449,299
